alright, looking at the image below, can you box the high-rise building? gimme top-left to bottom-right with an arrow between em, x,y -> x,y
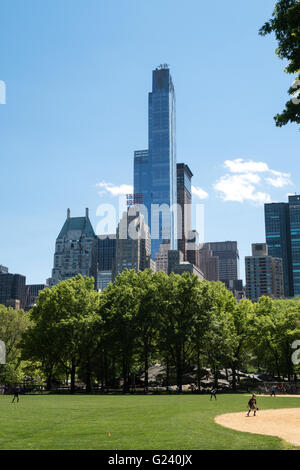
168,250 -> 204,280
97,271 -> 113,292
97,235 -> 116,271
97,234 -> 116,291
134,65 -> 177,258
0,273 -> 26,309
134,150 -> 149,209
265,195 -> 300,298
154,242 -> 170,274
264,202 -> 293,297
51,208 -> 98,287
24,284 -> 46,310
0,265 -> 8,274
209,241 -> 240,282
186,230 -> 201,268
176,163 -> 193,260
288,195 -> 300,297
114,208 -> 154,278
245,243 -> 284,302
199,243 -> 219,281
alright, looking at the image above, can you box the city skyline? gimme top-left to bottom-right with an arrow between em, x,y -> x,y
0,0 -> 298,284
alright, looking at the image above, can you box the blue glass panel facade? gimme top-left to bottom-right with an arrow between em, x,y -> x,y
264,203 -> 293,297
134,66 -> 177,258
289,195 -> 300,296
97,236 -> 116,271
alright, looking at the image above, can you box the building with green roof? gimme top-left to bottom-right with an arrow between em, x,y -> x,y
51,208 -> 98,287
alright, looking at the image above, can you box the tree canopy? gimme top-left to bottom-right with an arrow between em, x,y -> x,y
0,271 -> 299,392
260,0 -> 300,127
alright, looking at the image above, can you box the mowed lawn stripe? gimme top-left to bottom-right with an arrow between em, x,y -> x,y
0,394 -> 299,450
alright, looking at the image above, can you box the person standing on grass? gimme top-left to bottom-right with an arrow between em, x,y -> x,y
271,385 -> 276,397
210,387 -> 217,400
247,394 -> 258,416
11,388 -> 19,403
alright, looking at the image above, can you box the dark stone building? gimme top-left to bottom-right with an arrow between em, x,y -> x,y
0,272 -> 26,309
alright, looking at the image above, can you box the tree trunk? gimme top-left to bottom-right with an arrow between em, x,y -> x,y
197,347 -> 201,391
214,366 -> 218,388
46,373 -> 52,391
122,355 -> 129,393
144,344 -> 149,392
166,358 -> 169,392
70,360 -> 76,394
176,350 -> 182,392
85,357 -> 92,393
232,366 -> 237,392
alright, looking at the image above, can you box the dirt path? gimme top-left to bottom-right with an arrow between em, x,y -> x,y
215,408 -> 300,447
246,394 -> 300,398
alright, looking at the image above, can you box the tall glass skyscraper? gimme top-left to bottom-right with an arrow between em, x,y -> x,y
289,195 -> 300,296
177,163 -> 193,260
134,65 -> 177,258
264,202 -> 293,297
264,195 -> 300,298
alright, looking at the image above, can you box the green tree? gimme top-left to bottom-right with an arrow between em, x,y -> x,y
135,269 -> 162,391
22,275 -> 101,393
201,283 -> 237,387
230,299 -> 254,391
251,297 -> 300,380
0,305 -> 31,384
260,0 -> 300,127
157,272 -> 201,392
101,270 -> 140,392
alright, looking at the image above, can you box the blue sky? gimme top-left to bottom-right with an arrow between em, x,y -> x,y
0,0 -> 298,284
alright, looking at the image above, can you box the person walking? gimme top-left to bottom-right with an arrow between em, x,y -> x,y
11,388 -> 20,403
210,387 -> 217,400
271,385 -> 276,397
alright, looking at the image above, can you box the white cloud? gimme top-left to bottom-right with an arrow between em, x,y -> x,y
214,158 -> 292,205
192,185 -> 209,200
214,174 -> 271,204
224,159 -> 269,174
97,182 -> 133,196
266,170 -> 292,188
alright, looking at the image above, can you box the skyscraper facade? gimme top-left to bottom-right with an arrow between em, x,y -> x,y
209,241 -> 240,282
97,235 -> 116,271
51,209 -> 98,287
289,195 -> 300,296
24,284 -> 46,310
154,242 -> 170,274
134,65 -> 177,258
264,195 -> 300,298
114,208 -> 154,278
264,202 -> 293,297
177,163 -> 193,260
186,230 -> 201,268
168,249 -> 204,280
97,235 -> 116,292
245,243 -> 284,302
0,273 -> 26,309
0,265 -> 8,274
199,243 -> 219,281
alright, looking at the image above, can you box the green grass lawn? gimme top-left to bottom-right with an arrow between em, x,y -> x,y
0,394 -> 299,450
